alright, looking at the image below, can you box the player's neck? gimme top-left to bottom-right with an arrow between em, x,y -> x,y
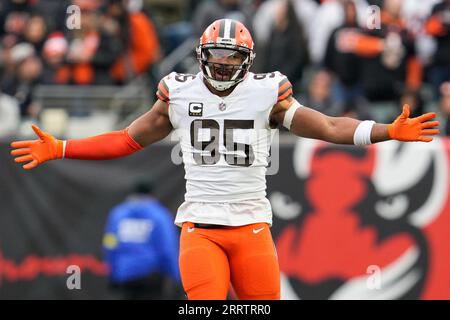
203,79 -> 237,97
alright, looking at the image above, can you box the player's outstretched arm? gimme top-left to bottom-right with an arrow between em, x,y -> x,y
11,99 -> 172,170
270,96 -> 440,145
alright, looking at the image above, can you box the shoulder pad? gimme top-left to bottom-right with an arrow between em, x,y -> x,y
156,72 -> 198,102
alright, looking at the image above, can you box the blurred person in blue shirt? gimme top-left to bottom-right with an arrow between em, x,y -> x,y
103,180 -> 182,299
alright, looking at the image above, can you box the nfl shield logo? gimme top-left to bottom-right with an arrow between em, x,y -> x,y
218,102 -> 226,111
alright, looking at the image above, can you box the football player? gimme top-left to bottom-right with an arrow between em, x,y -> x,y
11,19 -> 440,300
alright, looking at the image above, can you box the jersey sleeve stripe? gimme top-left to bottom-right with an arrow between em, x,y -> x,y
158,80 -> 170,97
278,78 -> 289,89
278,80 -> 291,93
156,90 -> 169,102
277,88 -> 293,102
278,83 -> 293,97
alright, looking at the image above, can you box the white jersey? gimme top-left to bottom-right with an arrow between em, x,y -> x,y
155,71 -> 293,226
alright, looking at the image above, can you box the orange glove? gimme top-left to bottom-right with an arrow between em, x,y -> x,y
10,125 -> 64,170
388,104 -> 440,142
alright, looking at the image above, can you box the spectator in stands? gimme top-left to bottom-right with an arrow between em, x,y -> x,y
0,90 -> 20,137
109,0 -> 161,84
400,0 -> 440,66
308,0 -> 368,65
425,0 -> 450,100
41,32 -> 69,85
253,0 -> 308,85
304,68 -> 370,119
50,2 -> 121,86
31,0 -> 70,32
0,1 -> 29,28
338,98 -> 372,120
65,7 -> 102,85
23,14 -> 47,55
90,10 -> 122,85
1,7 -> 29,49
252,0 -> 317,52
399,88 -> 425,120
324,0 -> 363,106
1,43 -> 42,117
302,70 -> 338,115
39,4 -> 121,85
340,0 -> 422,104
439,82 -> 450,136
192,0 -> 254,37
103,181 -> 183,300
0,0 -> 68,37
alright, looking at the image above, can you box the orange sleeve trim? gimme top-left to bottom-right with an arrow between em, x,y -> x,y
65,129 -> 143,160
158,80 -> 169,96
156,79 -> 170,102
156,91 -> 169,102
278,81 -> 291,94
278,88 -> 293,102
278,78 -> 293,102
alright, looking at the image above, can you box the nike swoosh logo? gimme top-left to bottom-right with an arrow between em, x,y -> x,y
187,227 -> 195,233
253,227 -> 265,234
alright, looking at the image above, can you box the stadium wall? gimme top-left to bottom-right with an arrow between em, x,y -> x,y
1,138 -> 449,299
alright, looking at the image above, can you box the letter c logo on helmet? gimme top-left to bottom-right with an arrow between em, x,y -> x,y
197,19 -> 256,91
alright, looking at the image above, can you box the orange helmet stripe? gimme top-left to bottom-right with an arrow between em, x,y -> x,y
200,19 -> 254,50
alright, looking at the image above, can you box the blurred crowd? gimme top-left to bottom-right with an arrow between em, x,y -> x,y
1,0 -> 450,136
0,0 -> 160,125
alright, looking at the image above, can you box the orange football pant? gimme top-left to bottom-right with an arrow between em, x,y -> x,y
179,222 -> 280,300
